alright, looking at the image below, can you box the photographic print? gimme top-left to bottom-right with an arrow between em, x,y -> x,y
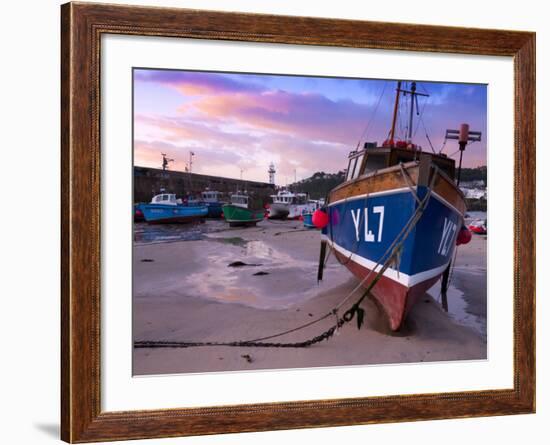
61,5 -> 535,440
132,68 -> 487,375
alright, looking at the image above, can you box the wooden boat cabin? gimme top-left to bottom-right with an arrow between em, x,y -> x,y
345,143 -> 457,184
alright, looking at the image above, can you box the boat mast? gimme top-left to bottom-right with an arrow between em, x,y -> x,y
407,82 -> 417,142
402,82 -> 429,144
388,81 -> 429,147
389,81 -> 402,146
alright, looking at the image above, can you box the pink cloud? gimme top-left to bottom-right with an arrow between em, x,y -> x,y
135,114 -> 260,148
186,90 -> 376,146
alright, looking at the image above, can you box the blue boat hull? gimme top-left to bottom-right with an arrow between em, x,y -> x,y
204,202 -> 223,218
138,204 -> 208,224
324,184 -> 464,330
302,213 -> 317,229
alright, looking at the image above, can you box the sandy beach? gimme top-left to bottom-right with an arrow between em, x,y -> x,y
133,220 -> 487,375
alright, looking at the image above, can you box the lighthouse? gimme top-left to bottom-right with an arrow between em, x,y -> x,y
268,162 -> 276,185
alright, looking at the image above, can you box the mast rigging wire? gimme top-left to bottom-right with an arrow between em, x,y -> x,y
355,81 -> 388,148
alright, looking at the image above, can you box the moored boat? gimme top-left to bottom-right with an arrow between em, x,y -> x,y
222,192 -> 265,227
200,190 -> 225,218
302,212 -> 315,228
269,190 -> 317,219
318,81 -> 475,331
138,193 -> 208,224
302,200 -> 322,229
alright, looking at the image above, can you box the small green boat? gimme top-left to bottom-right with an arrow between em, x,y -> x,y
222,193 -> 265,227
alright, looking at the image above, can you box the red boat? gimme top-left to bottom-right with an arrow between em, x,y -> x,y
468,219 -> 487,234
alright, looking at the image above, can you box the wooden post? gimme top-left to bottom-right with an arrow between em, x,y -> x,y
440,263 -> 450,312
317,240 -> 327,282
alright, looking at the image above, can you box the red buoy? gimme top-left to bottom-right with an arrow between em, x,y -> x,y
312,209 -> 329,229
456,226 -> 472,245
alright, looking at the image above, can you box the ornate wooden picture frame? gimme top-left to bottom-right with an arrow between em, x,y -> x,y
61,2 -> 535,442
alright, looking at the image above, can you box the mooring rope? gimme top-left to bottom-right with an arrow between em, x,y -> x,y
399,163 -> 421,205
134,169 -> 438,350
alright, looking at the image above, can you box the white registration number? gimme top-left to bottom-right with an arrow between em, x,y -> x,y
438,217 -> 457,256
350,206 -> 385,243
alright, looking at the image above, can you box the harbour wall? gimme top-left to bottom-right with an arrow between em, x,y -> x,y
134,166 -> 276,203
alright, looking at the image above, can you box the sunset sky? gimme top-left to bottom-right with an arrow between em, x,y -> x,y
133,69 -> 487,185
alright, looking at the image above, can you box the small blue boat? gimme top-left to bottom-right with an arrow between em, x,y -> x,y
302,212 -> 315,228
138,193 -> 207,224
302,200 -> 322,229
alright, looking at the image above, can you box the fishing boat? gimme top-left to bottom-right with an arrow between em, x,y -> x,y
268,190 -> 317,220
222,192 -> 265,227
318,81 -> 476,331
200,190 -> 224,218
138,193 -> 208,224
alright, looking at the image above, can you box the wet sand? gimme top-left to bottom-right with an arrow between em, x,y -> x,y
133,220 -> 487,375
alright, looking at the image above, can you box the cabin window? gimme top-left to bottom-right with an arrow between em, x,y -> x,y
346,153 -> 365,181
363,154 -> 387,174
346,157 -> 357,181
352,154 -> 365,179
